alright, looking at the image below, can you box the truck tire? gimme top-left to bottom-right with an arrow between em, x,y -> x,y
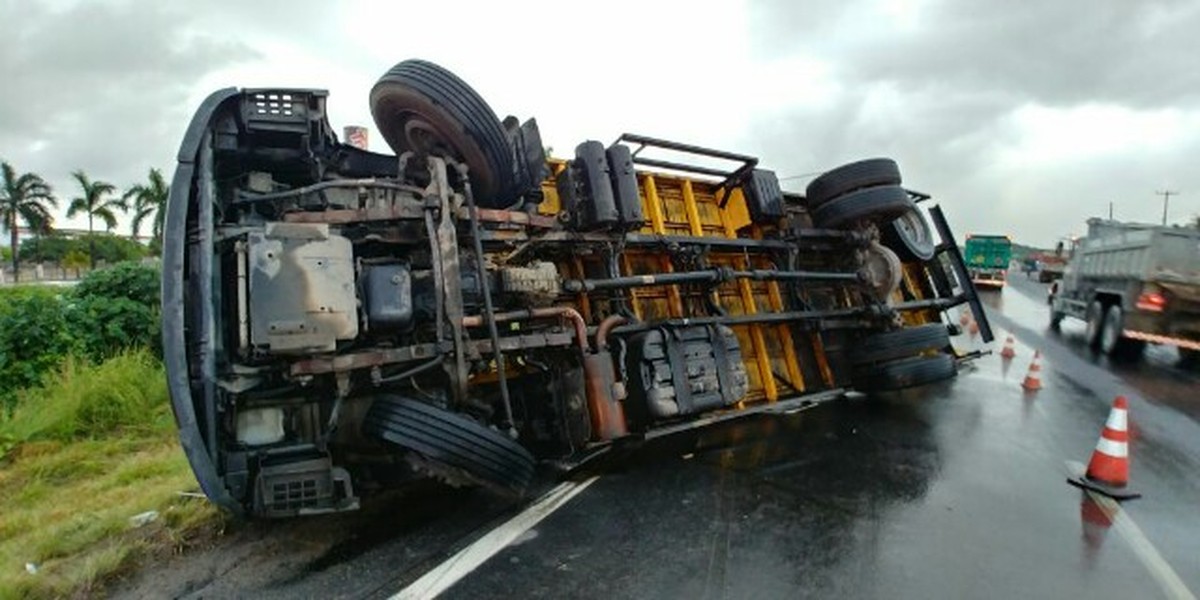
370,59 -> 515,207
1084,300 -> 1105,349
849,323 -> 950,365
881,205 -> 936,261
1100,305 -> 1145,359
851,354 -> 957,393
806,158 -> 901,210
810,185 -> 915,229
363,395 -> 535,496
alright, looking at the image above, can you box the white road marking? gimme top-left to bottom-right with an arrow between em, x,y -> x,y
391,476 -> 600,600
1066,461 -> 1196,600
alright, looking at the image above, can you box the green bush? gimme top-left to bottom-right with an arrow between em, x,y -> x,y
0,263 -> 163,409
72,261 -> 160,307
67,296 -> 161,361
69,262 -> 162,361
0,291 -> 79,410
0,284 -> 65,309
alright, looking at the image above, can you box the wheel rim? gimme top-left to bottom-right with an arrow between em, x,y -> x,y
862,242 -> 902,300
1102,308 -> 1121,353
894,209 -> 934,257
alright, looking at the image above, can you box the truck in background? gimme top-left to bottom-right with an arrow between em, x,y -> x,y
964,234 -> 1013,289
1050,218 -> 1200,365
1032,238 -> 1074,282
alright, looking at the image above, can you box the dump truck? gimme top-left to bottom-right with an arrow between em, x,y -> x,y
1050,218 -> 1200,363
162,59 -> 993,517
963,234 -> 1012,288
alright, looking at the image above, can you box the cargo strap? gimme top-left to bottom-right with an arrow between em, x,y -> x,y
709,325 -> 737,406
664,327 -> 694,414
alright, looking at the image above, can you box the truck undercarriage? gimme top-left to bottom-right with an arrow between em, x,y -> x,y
162,60 -> 993,517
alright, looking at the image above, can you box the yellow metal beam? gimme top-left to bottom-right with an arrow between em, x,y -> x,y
681,180 -> 705,237
643,175 -> 684,317
719,198 -> 777,401
750,224 -> 805,393
643,175 -> 667,235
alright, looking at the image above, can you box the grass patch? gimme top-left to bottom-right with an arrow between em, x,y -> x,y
2,352 -> 173,444
0,351 -> 226,599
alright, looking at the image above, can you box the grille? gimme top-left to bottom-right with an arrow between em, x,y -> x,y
251,92 -> 296,116
271,478 -> 320,511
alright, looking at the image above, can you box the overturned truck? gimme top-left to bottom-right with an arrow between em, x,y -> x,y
163,59 -> 993,517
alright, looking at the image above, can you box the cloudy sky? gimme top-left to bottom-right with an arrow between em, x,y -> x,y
3,0 -> 1199,247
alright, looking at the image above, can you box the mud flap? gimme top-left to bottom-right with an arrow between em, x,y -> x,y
928,205 -> 994,344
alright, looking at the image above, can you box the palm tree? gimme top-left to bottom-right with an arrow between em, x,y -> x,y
122,167 -> 169,246
67,170 -> 124,269
1,161 -> 57,282
25,208 -> 56,268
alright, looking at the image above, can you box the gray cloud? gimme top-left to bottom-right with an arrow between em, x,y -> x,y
744,0 -> 1200,245
3,0 -> 1198,247
751,0 -> 1200,108
0,0 -> 259,214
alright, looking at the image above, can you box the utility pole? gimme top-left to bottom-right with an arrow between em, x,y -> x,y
1156,190 -> 1179,225
1108,201 -> 1113,220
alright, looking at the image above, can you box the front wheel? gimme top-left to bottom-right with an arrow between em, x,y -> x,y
363,396 -> 536,496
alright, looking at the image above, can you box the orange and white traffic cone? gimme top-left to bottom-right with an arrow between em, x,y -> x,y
1021,351 -> 1043,390
1067,396 -> 1141,500
1000,334 -> 1016,359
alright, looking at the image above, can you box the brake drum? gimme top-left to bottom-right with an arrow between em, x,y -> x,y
861,241 -> 903,301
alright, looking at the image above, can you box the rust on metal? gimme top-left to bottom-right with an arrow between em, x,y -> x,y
283,205 -> 425,224
457,206 -> 558,229
289,342 -> 444,375
462,306 -> 589,352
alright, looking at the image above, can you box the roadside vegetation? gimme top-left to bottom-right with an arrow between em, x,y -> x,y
0,263 -> 223,599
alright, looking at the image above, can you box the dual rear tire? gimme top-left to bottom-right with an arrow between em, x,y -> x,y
806,159 -> 936,261
1086,301 -> 1145,358
805,159 -> 917,230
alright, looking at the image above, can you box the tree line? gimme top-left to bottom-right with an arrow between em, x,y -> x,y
1,161 -> 168,281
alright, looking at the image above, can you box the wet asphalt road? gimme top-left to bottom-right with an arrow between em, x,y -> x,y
148,275 -> 1200,599
416,275 -> 1200,599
